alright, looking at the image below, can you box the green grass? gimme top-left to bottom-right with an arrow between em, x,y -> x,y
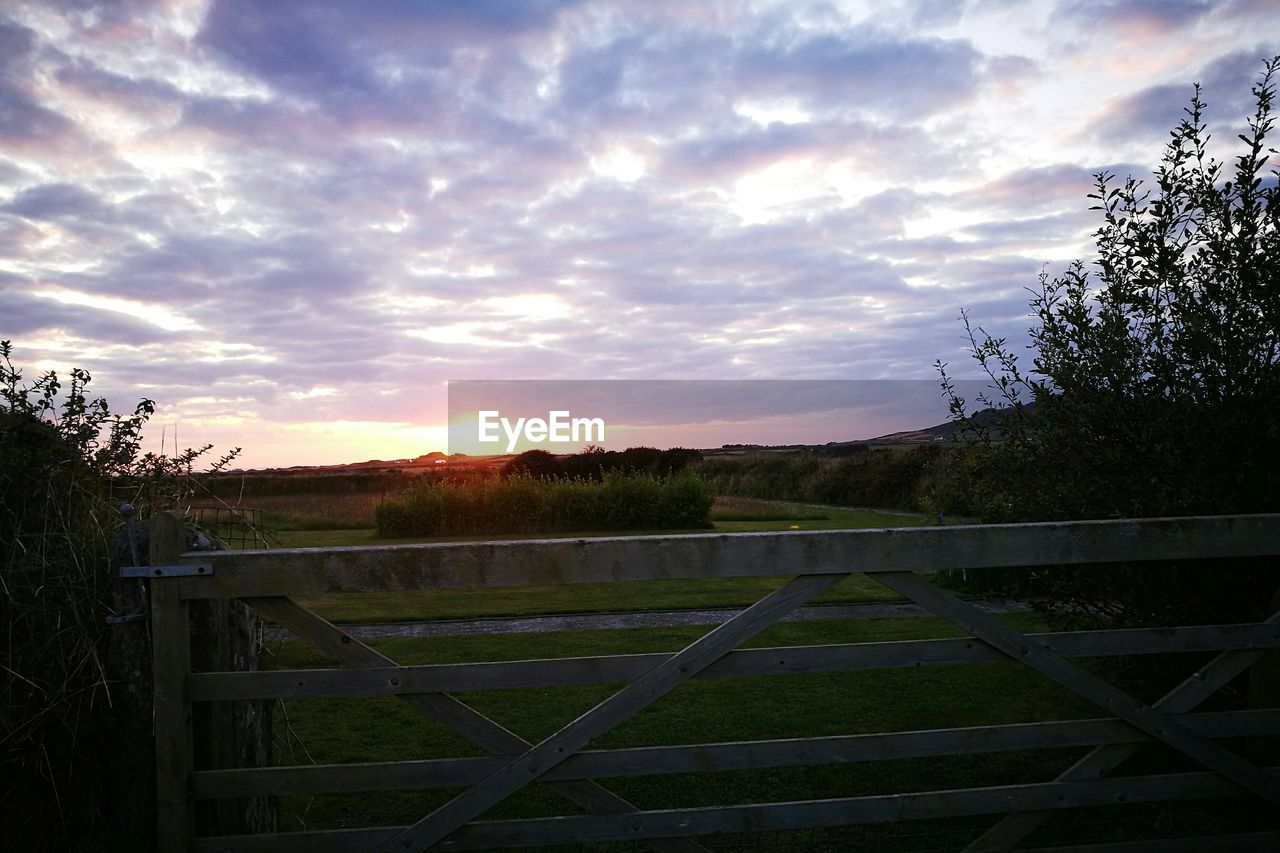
265,614 -> 1276,847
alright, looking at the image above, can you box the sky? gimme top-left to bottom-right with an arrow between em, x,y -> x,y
2,0 -> 1276,468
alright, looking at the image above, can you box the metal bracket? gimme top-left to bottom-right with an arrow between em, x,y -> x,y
120,563 -> 214,578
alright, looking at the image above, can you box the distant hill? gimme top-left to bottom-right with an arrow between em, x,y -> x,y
705,404 -> 1029,457
863,405 -> 1013,443
849,403 -> 1030,445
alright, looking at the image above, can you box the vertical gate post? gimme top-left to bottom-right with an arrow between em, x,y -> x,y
1248,582 -> 1280,763
150,511 -> 193,851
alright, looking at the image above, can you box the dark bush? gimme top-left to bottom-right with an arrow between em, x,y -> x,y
503,446 -> 703,481
694,446 -> 947,512
0,342 -> 236,849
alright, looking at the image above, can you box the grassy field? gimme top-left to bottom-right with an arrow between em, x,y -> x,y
264,613 -> 1273,849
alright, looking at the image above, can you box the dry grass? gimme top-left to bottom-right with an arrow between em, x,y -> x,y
192,490 -> 406,531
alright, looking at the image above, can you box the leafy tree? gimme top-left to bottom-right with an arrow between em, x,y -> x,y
501,448 -> 563,479
935,57 -> 1280,626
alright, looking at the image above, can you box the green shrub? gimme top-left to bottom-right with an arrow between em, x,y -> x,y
375,471 -> 713,537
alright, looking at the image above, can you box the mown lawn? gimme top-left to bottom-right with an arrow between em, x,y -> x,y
262,613 -> 1275,850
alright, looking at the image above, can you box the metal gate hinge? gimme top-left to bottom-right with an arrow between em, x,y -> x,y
120,563 -> 214,578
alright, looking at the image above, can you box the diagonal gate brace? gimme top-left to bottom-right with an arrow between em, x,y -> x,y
373,572 -> 850,852
964,606 -> 1280,851
246,596 -> 707,853
872,572 -> 1280,810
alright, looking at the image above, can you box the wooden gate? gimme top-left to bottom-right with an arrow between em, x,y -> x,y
134,512 -> 1280,851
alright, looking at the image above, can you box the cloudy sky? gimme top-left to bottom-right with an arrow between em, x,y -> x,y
2,0 -> 1275,467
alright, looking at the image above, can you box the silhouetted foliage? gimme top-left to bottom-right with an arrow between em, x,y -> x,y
501,445 -> 702,480
934,57 -> 1280,626
0,341 -> 236,848
501,448 -> 564,479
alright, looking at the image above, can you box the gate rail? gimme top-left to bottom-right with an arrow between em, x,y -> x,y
142,512 -> 1280,852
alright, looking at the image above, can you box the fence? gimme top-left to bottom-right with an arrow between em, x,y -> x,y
187,505 -> 277,550
134,512 -> 1280,851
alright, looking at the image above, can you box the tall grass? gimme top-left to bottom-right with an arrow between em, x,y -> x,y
375,471 -> 713,538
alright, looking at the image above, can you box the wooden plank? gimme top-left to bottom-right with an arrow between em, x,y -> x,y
189,621 -> 1280,702
177,514 -> 1280,598
966,606 -> 1280,851
151,511 -> 193,853
191,766 -> 1279,852
190,830 -> 1280,853
874,571 -> 1280,808
1024,831 -> 1280,852
245,597 -> 705,853
190,709 -> 1280,798
374,572 -> 849,852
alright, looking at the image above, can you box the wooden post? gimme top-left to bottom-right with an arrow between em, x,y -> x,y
1248,582 -> 1280,764
105,511 -> 157,848
150,511 -> 193,852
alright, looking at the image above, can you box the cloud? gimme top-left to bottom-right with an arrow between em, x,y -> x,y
196,0 -> 573,106
1,1 -> 1271,465
1086,48 -> 1279,146
735,30 -> 985,120
0,17 -> 85,156
4,182 -> 105,220
1051,0 -> 1216,38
